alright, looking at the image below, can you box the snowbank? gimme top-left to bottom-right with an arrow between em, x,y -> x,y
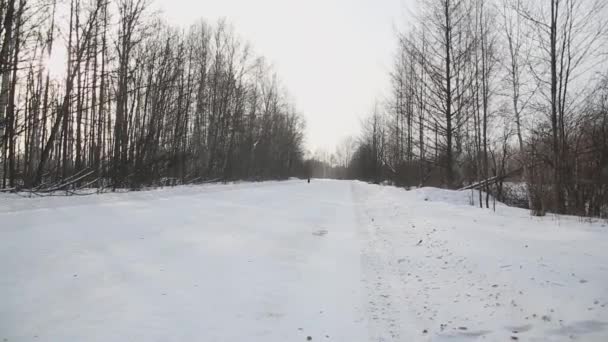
410,186 -> 506,208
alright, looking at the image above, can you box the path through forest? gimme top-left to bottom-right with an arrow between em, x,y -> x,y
1,180 -> 607,341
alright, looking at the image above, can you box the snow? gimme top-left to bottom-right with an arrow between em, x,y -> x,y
1,180 -> 607,341
412,186 -> 506,207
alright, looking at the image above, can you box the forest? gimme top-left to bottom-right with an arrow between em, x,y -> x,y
0,0 -> 306,192
338,0 -> 608,217
2,0 -> 608,218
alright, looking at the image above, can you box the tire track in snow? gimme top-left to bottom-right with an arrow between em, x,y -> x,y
353,182 -> 419,341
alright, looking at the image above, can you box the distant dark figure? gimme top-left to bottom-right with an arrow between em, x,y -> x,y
307,178 -> 311,183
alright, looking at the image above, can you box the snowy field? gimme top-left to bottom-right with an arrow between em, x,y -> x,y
1,180 -> 607,341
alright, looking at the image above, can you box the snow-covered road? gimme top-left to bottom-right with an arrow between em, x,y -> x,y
1,180 -> 608,341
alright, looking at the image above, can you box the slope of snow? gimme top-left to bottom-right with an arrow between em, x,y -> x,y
357,184 -> 608,341
410,186 -> 502,207
1,180 -> 607,341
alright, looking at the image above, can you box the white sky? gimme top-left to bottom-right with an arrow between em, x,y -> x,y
156,0 -> 413,152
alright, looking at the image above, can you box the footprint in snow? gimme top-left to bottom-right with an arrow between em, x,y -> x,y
505,324 -> 533,333
312,229 -> 328,237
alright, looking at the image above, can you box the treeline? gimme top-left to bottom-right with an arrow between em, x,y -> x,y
0,0 -> 305,192
349,0 -> 608,217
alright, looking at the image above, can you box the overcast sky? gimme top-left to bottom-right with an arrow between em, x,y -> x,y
155,0 -> 413,152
